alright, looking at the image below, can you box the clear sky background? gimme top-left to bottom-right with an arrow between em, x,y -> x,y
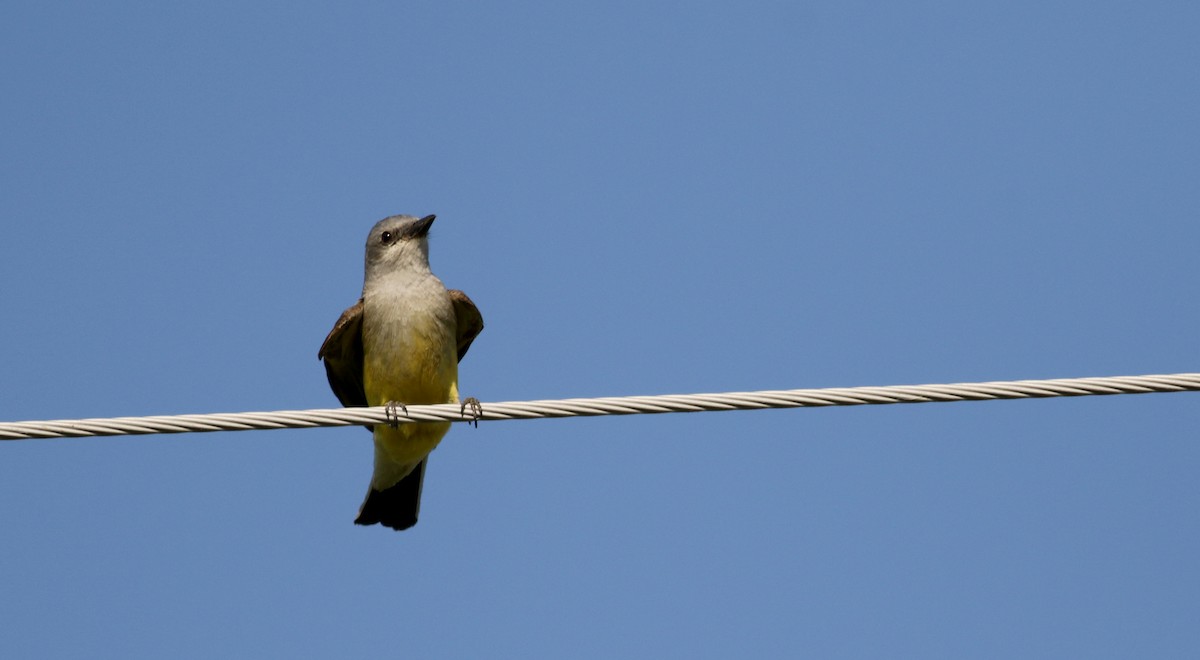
2,2 -> 1198,658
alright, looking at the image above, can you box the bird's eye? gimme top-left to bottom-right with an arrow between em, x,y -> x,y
381,231 -> 393,244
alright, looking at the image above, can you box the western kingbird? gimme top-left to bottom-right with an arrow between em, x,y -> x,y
318,214 -> 484,531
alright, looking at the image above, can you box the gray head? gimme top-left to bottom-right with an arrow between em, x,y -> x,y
363,214 -> 436,279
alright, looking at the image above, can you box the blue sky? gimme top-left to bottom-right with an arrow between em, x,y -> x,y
2,2 -> 1198,657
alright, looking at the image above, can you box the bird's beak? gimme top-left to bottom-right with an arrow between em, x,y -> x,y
413,214 -> 436,237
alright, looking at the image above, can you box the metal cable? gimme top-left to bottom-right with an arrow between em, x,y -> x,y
2,372 -> 1197,441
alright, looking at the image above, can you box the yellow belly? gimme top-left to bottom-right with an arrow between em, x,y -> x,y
371,419 -> 451,471
362,319 -> 459,473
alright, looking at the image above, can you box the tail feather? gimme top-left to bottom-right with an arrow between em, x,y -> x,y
355,459 -> 426,531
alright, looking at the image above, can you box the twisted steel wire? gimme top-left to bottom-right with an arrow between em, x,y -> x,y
2,372 -> 1198,441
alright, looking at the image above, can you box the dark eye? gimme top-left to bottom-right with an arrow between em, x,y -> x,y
380,231 -> 393,244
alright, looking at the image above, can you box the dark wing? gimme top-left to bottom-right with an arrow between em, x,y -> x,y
318,298 -> 367,408
449,289 -> 484,361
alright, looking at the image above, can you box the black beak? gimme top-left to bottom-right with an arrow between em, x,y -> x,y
409,214 -> 436,238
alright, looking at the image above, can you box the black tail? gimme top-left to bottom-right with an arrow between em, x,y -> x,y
355,460 -> 426,531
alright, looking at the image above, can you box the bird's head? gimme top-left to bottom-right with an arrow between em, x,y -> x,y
363,214 -> 436,278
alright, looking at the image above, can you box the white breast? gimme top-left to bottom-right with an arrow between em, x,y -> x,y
360,273 -> 458,406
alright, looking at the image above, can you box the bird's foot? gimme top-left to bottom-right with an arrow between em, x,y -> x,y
383,401 -> 408,428
460,397 -> 483,428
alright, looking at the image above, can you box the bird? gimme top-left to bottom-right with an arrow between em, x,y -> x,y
319,214 -> 483,531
